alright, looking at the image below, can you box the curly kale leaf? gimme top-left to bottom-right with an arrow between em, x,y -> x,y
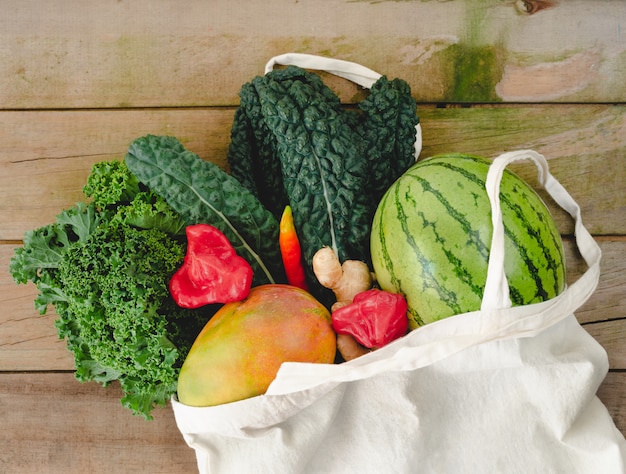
9,158 -> 212,419
125,134 -> 285,287
110,190 -> 187,236
57,224 -> 185,415
9,202 -> 102,311
50,222 -> 211,418
83,159 -> 142,209
83,159 -> 187,236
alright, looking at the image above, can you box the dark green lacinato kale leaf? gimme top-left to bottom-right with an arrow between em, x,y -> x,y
227,65 -> 419,304
125,135 -> 285,287
356,76 -> 419,206
257,67 -> 371,263
228,92 -> 287,219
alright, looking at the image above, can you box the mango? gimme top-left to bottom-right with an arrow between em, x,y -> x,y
177,284 -> 336,406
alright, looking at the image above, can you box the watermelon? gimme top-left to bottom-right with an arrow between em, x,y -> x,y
370,153 -> 566,329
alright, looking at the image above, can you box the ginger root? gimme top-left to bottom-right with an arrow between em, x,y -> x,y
336,333 -> 370,361
312,247 -> 373,311
312,247 -> 374,361
311,246 -> 343,290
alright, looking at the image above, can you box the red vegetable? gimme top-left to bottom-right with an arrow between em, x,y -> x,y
331,288 -> 408,349
279,205 -> 309,291
169,224 -> 253,308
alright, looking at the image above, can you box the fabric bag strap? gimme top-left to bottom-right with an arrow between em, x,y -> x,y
265,52 -> 383,88
264,52 -> 422,159
481,150 -> 602,312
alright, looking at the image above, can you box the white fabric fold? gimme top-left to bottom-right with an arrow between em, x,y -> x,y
172,54 -> 624,474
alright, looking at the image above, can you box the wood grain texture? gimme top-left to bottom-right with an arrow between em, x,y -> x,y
1,0 -> 625,107
0,108 -> 232,240
0,373 -> 196,474
1,105 -> 625,239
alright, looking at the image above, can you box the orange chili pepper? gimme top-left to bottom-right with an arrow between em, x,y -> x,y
279,205 -> 309,291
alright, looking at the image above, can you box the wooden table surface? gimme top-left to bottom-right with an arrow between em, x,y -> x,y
1,1 -> 625,472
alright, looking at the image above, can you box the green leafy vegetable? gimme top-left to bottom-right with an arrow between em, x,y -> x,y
9,160 -> 212,419
227,66 -> 419,303
228,91 -> 287,219
83,160 -> 142,209
109,190 -> 187,236
9,202 -> 103,312
125,134 -> 285,287
356,75 -> 420,204
56,223 -> 196,418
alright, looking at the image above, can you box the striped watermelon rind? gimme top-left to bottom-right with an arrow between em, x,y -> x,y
370,153 -> 566,329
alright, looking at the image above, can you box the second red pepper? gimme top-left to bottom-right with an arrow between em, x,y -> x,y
332,288 -> 408,349
169,224 -> 253,308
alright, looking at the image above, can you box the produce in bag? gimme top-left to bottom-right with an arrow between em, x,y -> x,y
371,153 -> 567,328
227,62 -> 419,305
172,56 -> 422,406
171,149 -> 625,474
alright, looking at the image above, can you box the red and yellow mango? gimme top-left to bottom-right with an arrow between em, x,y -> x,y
177,284 -> 336,406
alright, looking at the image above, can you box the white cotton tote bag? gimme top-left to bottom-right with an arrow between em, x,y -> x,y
172,54 -> 626,474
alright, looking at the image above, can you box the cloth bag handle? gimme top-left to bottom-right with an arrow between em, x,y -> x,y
481,149 -> 601,311
265,148 -> 602,396
264,52 -> 423,159
265,52 -> 383,88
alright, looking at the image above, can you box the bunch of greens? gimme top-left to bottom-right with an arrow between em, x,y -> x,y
9,61 -> 421,416
227,65 -> 419,304
9,160 -> 214,419
125,134 -> 286,288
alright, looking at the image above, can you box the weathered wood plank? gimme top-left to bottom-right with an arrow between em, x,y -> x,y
0,108 -> 232,240
0,242 -> 75,370
1,0 -> 625,108
3,238 -> 624,372
0,370 -> 623,474
585,319 -> 626,370
1,105 -> 625,240
597,371 -> 626,439
0,373 -> 196,474
572,239 -> 626,325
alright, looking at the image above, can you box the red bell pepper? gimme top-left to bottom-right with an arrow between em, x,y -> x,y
169,224 -> 253,308
331,288 -> 408,349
